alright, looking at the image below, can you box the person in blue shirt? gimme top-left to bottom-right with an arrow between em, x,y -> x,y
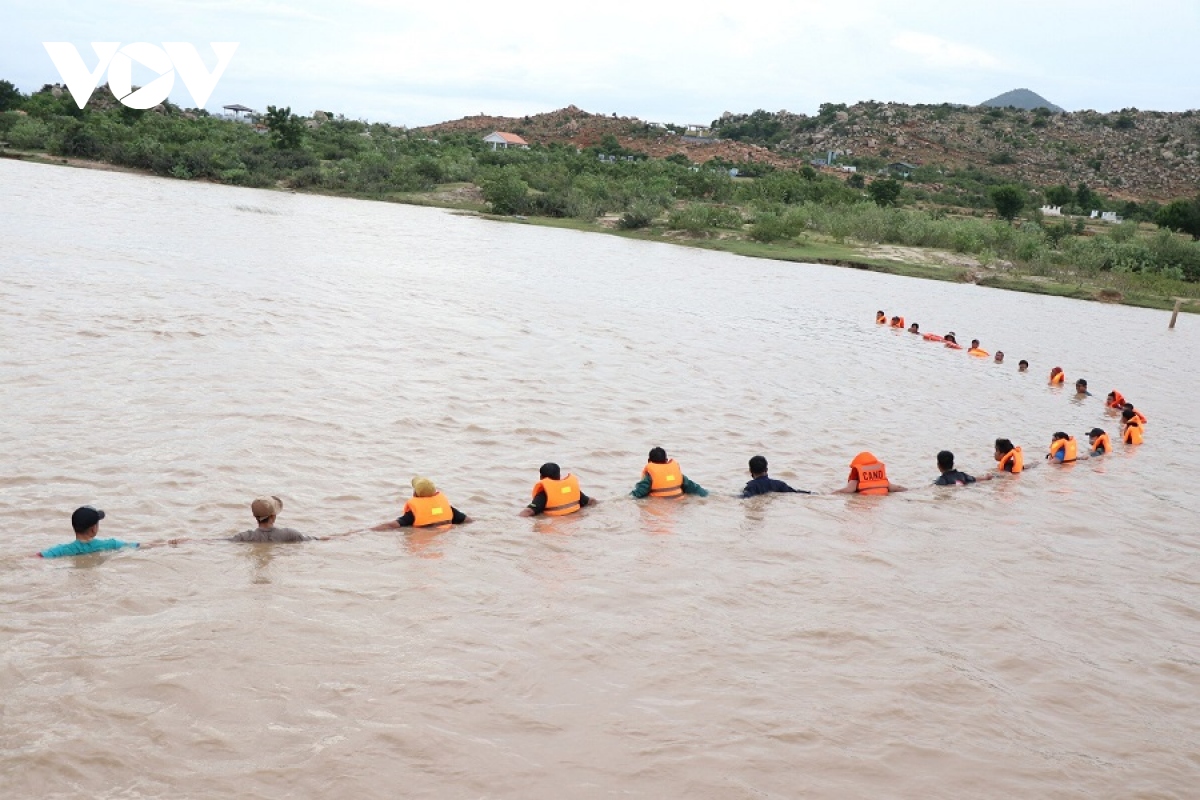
39,506 -> 139,558
741,455 -> 811,497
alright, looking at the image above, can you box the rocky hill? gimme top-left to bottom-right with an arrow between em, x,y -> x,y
419,105 -> 806,170
420,101 -> 1200,202
980,88 -> 1064,113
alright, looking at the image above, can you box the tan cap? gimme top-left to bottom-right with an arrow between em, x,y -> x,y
411,476 -> 437,498
251,495 -> 283,519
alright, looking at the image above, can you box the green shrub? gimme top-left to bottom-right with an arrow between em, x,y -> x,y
7,116 -> 51,149
478,165 -> 530,214
618,202 -> 657,229
750,212 -> 790,242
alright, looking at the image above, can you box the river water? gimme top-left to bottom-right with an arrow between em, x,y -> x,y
1,158 -> 1198,798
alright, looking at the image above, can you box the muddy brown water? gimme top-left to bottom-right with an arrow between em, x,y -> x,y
2,159 -> 1198,799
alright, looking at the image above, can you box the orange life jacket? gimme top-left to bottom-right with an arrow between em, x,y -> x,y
1123,422 -> 1143,445
876,314 -> 887,324
1049,438 -> 1077,463
643,460 -> 684,498
890,317 -> 905,328
1107,391 -> 1125,409
532,474 -> 582,516
849,461 -> 890,495
1090,433 -> 1111,454
968,348 -> 989,357
999,447 -> 1024,474
945,342 -> 962,350
403,492 -> 455,528
1131,408 -> 1147,425
1050,371 -> 1065,385
923,334 -> 945,342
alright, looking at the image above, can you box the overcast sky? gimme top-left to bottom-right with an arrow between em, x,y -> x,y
3,0 -> 1197,126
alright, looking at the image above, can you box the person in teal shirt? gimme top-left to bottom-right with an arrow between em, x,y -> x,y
39,506 -> 139,558
630,447 -> 709,498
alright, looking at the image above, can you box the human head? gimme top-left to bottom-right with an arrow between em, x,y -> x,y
1123,403 -> 1134,413
908,323 -> 919,332
1051,366 -> 1063,377
539,462 -> 562,480
849,452 -> 877,469
251,495 -> 283,525
971,339 -> 980,348
936,450 -> 954,471
748,455 -> 768,476
877,310 -> 885,318
1052,431 -> 1069,441
1087,427 -> 1105,442
1121,409 -> 1135,422
944,332 -> 956,343
411,476 -> 437,498
1018,360 -> 1029,371
994,351 -> 1004,363
994,438 -> 1015,459
890,316 -> 900,324
648,447 -> 668,464
1075,379 -> 1087,391
71,505 -> 105,535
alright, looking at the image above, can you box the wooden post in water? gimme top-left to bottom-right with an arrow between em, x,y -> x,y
1169,298 -> 1183,329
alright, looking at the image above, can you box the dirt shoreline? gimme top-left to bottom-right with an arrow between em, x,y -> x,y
5,149 -> 1195,315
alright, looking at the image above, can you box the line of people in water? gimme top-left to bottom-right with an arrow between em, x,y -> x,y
39,420 -> 1142,559
37,450 -> 910,557
877,309 -> 1149,449
31,314 -> 1153,559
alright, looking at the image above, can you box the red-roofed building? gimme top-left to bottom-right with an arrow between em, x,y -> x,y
483,131 -> 530,150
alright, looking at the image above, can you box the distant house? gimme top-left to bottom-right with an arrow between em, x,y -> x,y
483,131 -> 529,150
1040,205 -> 1063,217
222,103 -> 254,121
888,162 -> 917,178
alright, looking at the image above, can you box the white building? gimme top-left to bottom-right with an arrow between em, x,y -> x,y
483,131 -> 530,150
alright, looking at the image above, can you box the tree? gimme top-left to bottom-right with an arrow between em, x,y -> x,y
1075,182 -> 1096,210
990,185 -> 1026,222
867,178 -> 902,207
478,166 -> 529,215
847,173 -> 865,189
0,79 -> 24,112
264,105 -> 304,150
1156,197 -> 1200,240
1044,184 -> 1073,207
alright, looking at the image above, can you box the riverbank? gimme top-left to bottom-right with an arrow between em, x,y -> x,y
5,148 -> 1197,314
466,211 -> 1200,313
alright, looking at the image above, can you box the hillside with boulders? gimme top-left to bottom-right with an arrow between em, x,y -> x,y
420,99 -> 1200,202
419,105 -> 798,169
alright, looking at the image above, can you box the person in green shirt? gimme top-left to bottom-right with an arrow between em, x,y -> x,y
630,447 -> 708,498
39,506 -> 139,558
